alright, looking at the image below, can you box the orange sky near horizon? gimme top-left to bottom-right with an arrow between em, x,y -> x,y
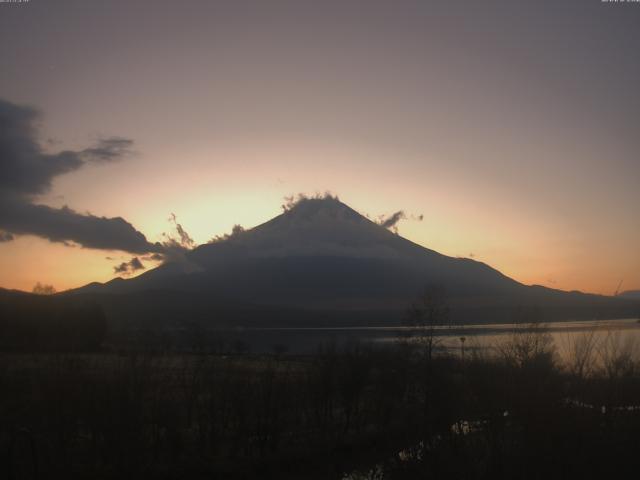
1,175 -> 637,296
0,1 -> 639,296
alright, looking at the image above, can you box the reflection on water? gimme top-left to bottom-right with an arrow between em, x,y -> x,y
374,318 -> 640,365
243,318 -> 640,358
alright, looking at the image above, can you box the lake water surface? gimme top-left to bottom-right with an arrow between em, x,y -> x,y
241,318 -> 640,361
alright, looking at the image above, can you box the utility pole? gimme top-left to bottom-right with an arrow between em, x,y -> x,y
614,279 -> 624,297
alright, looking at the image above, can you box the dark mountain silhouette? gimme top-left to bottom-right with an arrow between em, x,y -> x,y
0,288 -> 106,350
68,197 -> 639,326
619,290 -> 640,300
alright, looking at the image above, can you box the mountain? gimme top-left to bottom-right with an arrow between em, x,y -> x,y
0,288 -> 107,351
68,197 -> 639,327
620,290 -> 640,300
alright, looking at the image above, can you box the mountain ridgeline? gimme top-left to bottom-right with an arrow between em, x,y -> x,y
70,197 -> 638,328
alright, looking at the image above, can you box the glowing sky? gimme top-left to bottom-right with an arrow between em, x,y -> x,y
1,0 -> 639,295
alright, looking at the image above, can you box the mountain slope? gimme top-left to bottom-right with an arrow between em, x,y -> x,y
84,197 -> 521,297
68,197 -> 639,325
620,290 -> 640,300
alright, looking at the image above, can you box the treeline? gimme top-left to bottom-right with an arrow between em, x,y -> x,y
2,328 -> 640,479
0,292 -> 106,351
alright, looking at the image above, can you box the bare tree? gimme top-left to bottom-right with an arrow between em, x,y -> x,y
32,282 -> 56,295
405,285 -> 450,361
498,322 -> 555,369
561,328 -> 599,380
598,329 -> 637,381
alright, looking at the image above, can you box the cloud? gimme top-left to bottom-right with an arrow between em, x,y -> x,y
168,213 -> 194,249
114,256 -> 145,275
81,137 -> 134,163
209,224 -> 245,244
377,210 -> 424,233
158,214 -> 202,273
0,98 -> 159,253
0,199 -> 161,253
160,213 -> 195,257
0,231 -> 13,242
281,192 -> 339,212
378,210 -> 406,231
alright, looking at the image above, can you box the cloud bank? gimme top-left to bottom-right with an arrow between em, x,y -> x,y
0,98 -> 160,253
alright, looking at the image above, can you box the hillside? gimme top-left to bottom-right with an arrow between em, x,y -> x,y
67,197 -> 639,326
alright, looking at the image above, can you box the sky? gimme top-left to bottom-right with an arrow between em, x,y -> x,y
0,0 -> 639,295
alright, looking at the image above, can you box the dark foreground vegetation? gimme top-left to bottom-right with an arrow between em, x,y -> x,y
2,323 -> 640,480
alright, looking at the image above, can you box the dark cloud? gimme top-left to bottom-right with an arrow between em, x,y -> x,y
209,224 -> 245,244
378,211 -> 406,231
114,256 -> 145,275
0,98 -> 95,196
113,263 -> 127,273
0,198 -> 161,253
168,213 -> 195,249
158,215 -> 201,273
377,210 -> 423,233
81,137 -> 134,163
281,192 -> 339,212
0,98 -> 159,253
129,257 -> 144,270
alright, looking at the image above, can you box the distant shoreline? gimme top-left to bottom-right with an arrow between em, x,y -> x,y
243,317 -> 640,337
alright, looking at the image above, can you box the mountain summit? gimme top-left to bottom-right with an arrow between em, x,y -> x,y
192,196 -> 430,263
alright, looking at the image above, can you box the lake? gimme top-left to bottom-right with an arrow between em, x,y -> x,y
235,318 -> 640,362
